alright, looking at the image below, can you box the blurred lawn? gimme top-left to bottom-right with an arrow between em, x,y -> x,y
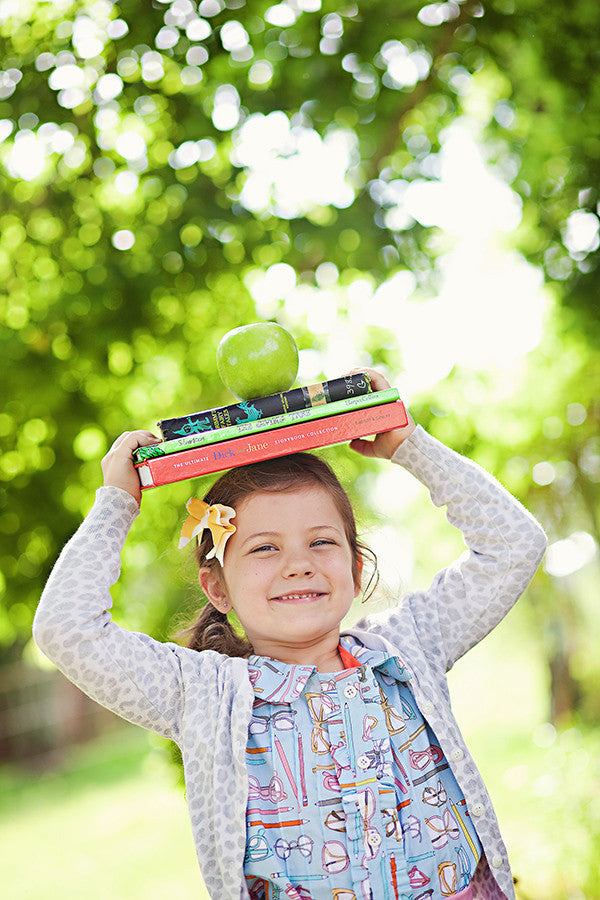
448,603 -> 600,900
2,600 -> 599,899
0,726 -> 204,900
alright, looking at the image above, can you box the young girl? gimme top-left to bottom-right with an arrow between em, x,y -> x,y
33,369 -> 546,900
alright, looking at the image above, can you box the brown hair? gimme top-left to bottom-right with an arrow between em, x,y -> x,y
182,452 -> 379,658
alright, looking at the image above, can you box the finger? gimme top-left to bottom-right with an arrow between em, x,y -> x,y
349,437 -> 379,458
108,431 -> 159,453
345,367 -> 392,391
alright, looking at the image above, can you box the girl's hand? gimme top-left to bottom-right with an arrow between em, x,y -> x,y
101,430 -> 159,507
346,367 -> 416,460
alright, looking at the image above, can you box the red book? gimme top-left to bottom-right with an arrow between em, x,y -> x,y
136,400 -> 408,489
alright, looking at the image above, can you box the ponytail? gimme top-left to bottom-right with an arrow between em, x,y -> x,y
183,600 -> 252,658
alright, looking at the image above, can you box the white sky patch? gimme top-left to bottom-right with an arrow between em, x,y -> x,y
95,72 -> 123,101
245,117 -> 554,593
212,84 -> 240,131
544,532 -> 597,578
72,15 -> 106,59
391,123 -> 547,394
247,120 -> 548,398
368,523 -> 415,598
220,20 -> 249,52
563,209 -> 600,256
233,112 -> 357,217
403,125 -> 522,236
7,130 -> 46,180
114,169 -> 139,194
115,131 -> 147,161
112,229 -> 135,250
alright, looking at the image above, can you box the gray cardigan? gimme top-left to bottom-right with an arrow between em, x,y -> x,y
33,427 -> 547,899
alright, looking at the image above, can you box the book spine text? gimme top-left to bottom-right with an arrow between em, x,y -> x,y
137,401 -> 408,489
135,388 -> 398,462
158,372 -> 372,439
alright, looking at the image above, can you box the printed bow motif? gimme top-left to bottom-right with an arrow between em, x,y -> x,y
178,497 -> 236,564
408,865 -> 431,889
248,772 -> 287,803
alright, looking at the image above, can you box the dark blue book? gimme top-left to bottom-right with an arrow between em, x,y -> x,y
158,373 -> 372,440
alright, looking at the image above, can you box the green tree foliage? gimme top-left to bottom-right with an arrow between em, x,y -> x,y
1,0 -> 599,711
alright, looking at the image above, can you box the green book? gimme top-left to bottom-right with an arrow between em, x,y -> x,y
134,388 -> 399,462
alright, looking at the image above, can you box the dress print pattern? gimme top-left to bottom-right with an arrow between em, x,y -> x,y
244,637 -> 481,900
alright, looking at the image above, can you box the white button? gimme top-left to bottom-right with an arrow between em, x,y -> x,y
368,829 -> 382,848
471,803 -> 485,817
491,854 -> 503,868
357,754 -> 370,770
344,684 -> 357,699
450,748 -> 464,762
421,701 -> 434,715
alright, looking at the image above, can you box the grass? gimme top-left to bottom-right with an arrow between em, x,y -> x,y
448,606 -> 600,900
2,603 -> 599,899
0,726 -> 205,900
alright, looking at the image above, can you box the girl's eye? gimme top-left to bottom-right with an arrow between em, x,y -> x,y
311,539 -> 335,547
251,544 -> 277,553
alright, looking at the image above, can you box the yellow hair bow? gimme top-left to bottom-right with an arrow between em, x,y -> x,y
178,498 -> 236,565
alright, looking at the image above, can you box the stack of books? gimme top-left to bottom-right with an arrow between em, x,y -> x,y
133,372 -> 408,489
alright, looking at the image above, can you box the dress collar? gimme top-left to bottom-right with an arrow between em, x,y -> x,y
341,634 -> 413,685
247,636 -> 412,703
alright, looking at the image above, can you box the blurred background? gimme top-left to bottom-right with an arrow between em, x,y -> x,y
1,0 -> 599,897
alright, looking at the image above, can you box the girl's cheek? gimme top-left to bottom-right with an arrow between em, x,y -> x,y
248,562 -> 266,581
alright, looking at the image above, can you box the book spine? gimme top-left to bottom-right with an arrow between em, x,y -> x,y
158,372 -> 372,440
134,388 -> 399,462
136,400 -> 408,489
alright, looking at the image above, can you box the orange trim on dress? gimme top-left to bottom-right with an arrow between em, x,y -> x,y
338,644 -> 361,669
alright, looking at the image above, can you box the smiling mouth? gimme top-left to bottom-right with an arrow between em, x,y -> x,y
271,592 -> 326,604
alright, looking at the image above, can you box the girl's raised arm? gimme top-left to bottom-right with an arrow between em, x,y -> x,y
33,430 -> 189,742
345,370 -> 546,670
355,422 -> 547,672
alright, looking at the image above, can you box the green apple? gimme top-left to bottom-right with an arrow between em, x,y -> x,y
216,322 -> 299,400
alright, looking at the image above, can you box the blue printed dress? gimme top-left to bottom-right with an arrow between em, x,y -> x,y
244,635 -> 481,900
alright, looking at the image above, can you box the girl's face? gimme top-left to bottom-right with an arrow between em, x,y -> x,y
199,486 -> 361,662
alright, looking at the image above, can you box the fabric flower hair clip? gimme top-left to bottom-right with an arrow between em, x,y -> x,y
178,497 -> 236,565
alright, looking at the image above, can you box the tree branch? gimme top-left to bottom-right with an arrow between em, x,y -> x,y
367,0 -> 482,178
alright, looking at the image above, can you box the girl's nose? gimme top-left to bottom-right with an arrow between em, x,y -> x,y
281,551 -> 314,578
284,566 -> 314,578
